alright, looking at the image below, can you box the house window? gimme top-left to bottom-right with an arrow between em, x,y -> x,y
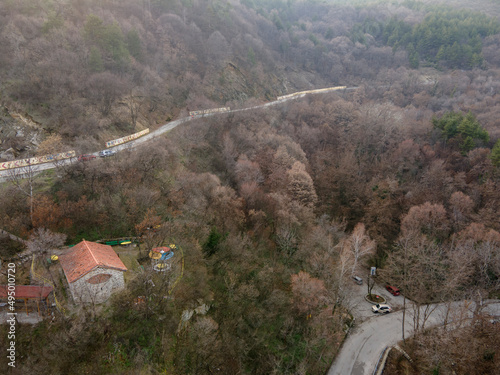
87,274 -> 112,284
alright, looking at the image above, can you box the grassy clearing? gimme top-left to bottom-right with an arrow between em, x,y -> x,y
115,246 -> 141,282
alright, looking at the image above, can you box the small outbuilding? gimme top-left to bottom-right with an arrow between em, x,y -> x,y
0,285 -> 53,316
59,240 -> 127,304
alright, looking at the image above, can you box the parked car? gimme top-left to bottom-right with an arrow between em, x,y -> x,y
99,149 -> 116,158
352,275 -> 363,285
386,285 -> 400,296
77,154 -> 96,162
372,303 -> 392,314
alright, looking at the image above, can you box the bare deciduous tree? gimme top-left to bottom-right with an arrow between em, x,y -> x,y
275,224 -> 298,258
383,231 -> 447,340
343,222 -> 375,276
8,158 -> 39,224
27,227 -> 66,259
123,88 -> 142,127
449,191 -> 474,230
286,161 -> 318,207
27,227 -> 66,284
401,201 -> 450,241
451,223 -> 500,310
85,72 -> 125,116
291,271 -> 329,316
135,208 -> 169,256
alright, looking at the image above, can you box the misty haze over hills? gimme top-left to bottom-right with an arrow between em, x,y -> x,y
0,1 -> 499,374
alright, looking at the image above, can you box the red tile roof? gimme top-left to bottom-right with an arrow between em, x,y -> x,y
0,285 -> 53,299
59,240 -> 127,283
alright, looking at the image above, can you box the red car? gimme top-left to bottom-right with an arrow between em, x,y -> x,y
78,154 -> 96,162
386,285 -> 400,296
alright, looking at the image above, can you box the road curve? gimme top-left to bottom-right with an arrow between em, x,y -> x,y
1,86 -> 499,374
328,301 -> 500,375
0,86 -> 351,181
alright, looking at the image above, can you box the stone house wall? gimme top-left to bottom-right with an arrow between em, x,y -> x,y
68,267 -> 125,304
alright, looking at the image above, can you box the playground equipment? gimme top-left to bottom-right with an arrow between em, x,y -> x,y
150,246 -> 175,271
153,263 -> 171,272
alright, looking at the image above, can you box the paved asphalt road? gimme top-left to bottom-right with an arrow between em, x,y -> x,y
328,285 -> 500,375
0,86 -> 350,182
2,87 -> 499,374
0,116 -> 191,182
328,305 -> 419,375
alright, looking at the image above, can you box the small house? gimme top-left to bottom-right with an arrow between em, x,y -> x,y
60,240 -> 127,304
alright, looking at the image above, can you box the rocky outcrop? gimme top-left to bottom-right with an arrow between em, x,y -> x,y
0,106 -> 43,159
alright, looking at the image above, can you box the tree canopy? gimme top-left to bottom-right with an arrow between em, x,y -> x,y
432,111 -> 490,153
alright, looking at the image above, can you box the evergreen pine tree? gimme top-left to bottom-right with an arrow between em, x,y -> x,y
491,140 -> 500,167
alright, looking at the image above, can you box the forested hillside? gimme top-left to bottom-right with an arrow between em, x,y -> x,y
1,1 -> 500,374
2,0 -> 500,158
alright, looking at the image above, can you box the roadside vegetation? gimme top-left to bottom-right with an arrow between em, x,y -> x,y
384,316 -> 500,374
1,0 -> 500,374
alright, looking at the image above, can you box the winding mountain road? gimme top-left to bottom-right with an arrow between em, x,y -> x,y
328,298 -> 500,375
0,86 -> 352,181
4,86 -> 498,375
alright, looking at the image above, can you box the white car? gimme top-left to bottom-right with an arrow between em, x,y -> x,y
99,149 -> 116,158
372,304 -> 392,314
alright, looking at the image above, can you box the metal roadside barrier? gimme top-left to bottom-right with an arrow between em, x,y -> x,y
393,344 -> 413,363
2,86 -> 349,174
373,346 -> 391,375
189,107 -> 230,117
372,344 -> 412,375
106,128 -> 150,148
0,151 -> 76,171
277,85 -> 347,100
